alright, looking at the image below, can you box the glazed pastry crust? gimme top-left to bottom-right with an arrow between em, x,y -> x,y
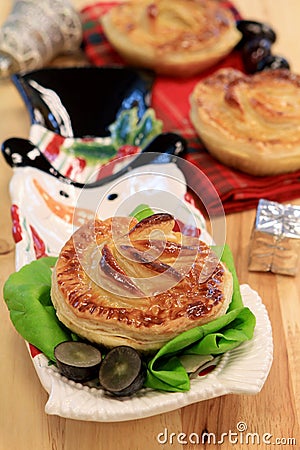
101,0 -> 241,77
51,215 -> 233,352
190,68 -> 300,176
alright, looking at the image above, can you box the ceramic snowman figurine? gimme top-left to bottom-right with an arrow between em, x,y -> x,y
2,134 -> 216,270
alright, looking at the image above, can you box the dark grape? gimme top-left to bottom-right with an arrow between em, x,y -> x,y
236,20 -> 276,50
236,19 -> 290,74
54,341 -> 102,382
257,54 -> 291,72
99,346 -> 146,396
242,37 -> 272,73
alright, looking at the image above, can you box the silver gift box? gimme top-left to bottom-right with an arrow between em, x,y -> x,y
248,199 -> 300,276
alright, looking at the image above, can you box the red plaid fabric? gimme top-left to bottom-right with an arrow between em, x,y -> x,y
80,2 -> 300,215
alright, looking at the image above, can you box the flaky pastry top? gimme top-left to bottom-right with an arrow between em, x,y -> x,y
191,68 -> 300,150
52,214 -> 231,335
103,0 -> 237,52
101,0 -> 241,76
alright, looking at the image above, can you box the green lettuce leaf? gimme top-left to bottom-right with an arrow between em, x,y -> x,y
3,256 -> 74,362
129,204 -> 155,222
144,245 -> 256,392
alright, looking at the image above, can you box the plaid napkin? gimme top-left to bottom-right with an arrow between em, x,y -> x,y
80,2 -> 300,215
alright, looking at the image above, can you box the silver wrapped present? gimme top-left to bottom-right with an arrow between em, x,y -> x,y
248,199 -> 300,276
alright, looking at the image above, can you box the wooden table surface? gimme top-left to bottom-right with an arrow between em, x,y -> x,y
0,1 -> 299,449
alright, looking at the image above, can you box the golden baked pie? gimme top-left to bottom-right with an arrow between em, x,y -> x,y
101,0 -> 241,77
51,214 -> 233,352
190,68 -> 300,176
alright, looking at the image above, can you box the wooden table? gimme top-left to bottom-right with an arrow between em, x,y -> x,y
0,1 -> 299,449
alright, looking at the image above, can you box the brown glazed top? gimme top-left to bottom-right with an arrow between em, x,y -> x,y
55,214 -> 228,329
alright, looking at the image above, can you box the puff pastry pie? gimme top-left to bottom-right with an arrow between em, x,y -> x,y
101,0 -> 241,77
190,68 -> 300,175
51,214 -> 233,352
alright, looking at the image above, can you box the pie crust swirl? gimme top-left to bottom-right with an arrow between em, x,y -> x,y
51,214 -> 233,352
190,68 -> 300,175
101,0 -> 241,77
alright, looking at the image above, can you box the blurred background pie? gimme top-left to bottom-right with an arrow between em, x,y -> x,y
190,68 -> 300,175
101,0 -> 241,77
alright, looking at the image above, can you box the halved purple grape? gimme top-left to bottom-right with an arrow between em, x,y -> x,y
257,54 -> 291,72
99,346 -> 146,396
242,37 -> 272,73
54,341 -> 102,382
